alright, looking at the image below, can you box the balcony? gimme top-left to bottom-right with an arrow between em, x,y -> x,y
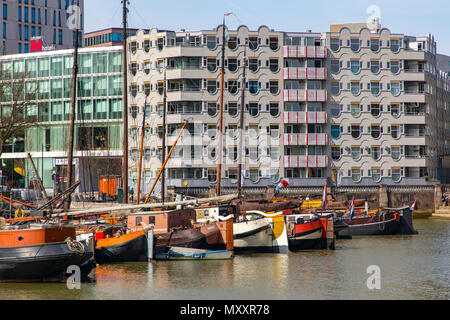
283,133 -> 327,146
282,111 -> 327,124
283,89 -> 326,102
283,155 -> 328,168
282,46 -> 326,58
283,67 -> 326,80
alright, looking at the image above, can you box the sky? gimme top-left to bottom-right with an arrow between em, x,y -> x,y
84,0 -> 450,55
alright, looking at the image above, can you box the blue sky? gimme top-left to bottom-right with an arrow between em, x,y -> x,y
85,0 -> 450,55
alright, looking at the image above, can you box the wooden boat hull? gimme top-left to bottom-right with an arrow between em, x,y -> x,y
94,231 -> 148,264
0,241 -> 93,282
154,246 -> 233,260
338,208 -> 418,236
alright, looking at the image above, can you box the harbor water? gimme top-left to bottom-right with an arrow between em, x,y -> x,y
1,218 -> 448,300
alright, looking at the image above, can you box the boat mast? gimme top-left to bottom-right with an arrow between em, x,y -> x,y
121,0 -> 129,204
216,15 -> 226,197
64,0 -> 80,211
161,68 -> 167,204
136,97 -> 147,204
237,43 -> 246,199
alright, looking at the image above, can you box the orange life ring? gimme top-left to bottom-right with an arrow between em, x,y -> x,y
394,212 -> 400,222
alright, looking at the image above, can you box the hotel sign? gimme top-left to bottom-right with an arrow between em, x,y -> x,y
30,37 -> 56,52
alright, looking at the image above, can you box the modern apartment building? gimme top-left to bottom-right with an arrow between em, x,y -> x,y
1,0 -> 84,55
83,28 -> 141,48
125,21 -> 450,197
0,45 -> 124,193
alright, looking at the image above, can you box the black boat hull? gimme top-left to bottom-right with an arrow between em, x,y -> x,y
0,241 -> 94,282
337,208 -> 418,236
94,233 -> 148,264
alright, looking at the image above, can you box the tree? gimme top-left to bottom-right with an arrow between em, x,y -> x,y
0,62 -> 38,158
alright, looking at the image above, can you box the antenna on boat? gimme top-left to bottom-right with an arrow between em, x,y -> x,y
64,0 -> 81,211
216,14 -> 229,197
237,39 -> 247,200
121,0 -> 130,204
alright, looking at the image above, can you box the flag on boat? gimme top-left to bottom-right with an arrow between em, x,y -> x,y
365,200 -> 369,214
410,200 -> 416,212
224,12 -> 233,16
321,182 -> 327,208
275,178 -> 289,192
349,197 -> 355,221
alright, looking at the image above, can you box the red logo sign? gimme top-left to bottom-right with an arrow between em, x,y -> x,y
30,39 -> 43,52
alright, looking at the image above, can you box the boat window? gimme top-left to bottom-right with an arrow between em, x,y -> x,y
136,217 -> 142,225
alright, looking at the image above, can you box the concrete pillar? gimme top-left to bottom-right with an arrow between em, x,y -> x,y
434,184 -> 442,211
379,184 -> 388,208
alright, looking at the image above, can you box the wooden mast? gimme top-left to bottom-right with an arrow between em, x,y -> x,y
136,98 -> 147,204
121,0 -> 129,203
64,0 -> 80,211
216,16 -> 226,197
161,68 -> 167,204
237,43 -> 247,199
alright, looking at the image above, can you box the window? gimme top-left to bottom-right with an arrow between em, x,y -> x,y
330,103 -> 341,117
228,36 -> 238,50
206,57 -> 217,72
351,168 -> 361,182
206,35 -> 217,50
227,58 -> 238,72
370,38 -> 380,52
350,103 -> 361,117
248,147 -> 260,161
371,104 -> 381,117
330,59 -> 340,74
228,80 -> 239,94
371,146 -> 381,160
370,82 -> 380,95
248,58 -> 259,72
248,36 -> 258,50
390,60 -> 400,74
390,82 -> 401,96
269,81 -> 279,95
351,147 -> 361,160
391,146 -> 401,160
350,60 -> 360,74
371,168 -> 381,182
207,102 -> 217,116
350,38 -> 360,52
370,60 -> 380,74
94,100 -> 108,120
331,146 -> 341,160
208,169 -> 217,183
330,81 -> 340,95
351,125 -> 361,139
207,80 -> 218,94
371,125 -> 381,139
249,169 -> 260,183
391,125 -> 401,139
269,102 -> 279,117
3,4 -> 7,20
248,124 -> 259,139
350,81 -> 361,96
269,124 -> 280,139
269,37 -> 279,50
391,104 -> 400,117
248,81 -> 260,95
331,125 -> 341,139
269,58 -> 279,72
390,39 -> 400,53
228,102 -> 238,117
330,37 -> 340,52
248,102 -> 259,117
392,168 -> 402,182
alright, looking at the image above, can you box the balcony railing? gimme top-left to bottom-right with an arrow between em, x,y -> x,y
282,111 -> 327,124
282,46 -> 326,58
283,133 -> 327,146
283,67 -> 327,80
283,155 -> 328,168
283,89 -> 326,102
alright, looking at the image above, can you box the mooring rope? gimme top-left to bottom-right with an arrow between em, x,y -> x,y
65,237 -> 85,255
